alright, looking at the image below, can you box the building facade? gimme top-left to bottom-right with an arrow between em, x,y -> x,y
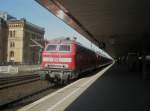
0,11 -> 16,21
7,19 -> 44,64
0,18 -> 8,64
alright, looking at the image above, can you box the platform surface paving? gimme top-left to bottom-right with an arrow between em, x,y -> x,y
65,64 -> 150,111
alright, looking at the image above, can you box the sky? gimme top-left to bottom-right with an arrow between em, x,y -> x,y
0,0 -> 111,58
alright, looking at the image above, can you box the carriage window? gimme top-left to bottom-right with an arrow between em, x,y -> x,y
46,45 -> 57,51
59,45 -> 70,51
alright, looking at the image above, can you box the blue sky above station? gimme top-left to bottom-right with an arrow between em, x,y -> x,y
0,0 -> 111,58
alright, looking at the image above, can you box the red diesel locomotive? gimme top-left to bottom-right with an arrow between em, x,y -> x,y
41,38 -> 111,84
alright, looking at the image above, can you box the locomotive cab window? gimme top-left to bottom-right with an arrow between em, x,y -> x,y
46,45 -> 57,51
59,45 -> 70,51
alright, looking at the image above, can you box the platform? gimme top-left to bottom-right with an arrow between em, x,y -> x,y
18,63 -> 150,111
65,64 -> 150,111
18,64 -> 112,111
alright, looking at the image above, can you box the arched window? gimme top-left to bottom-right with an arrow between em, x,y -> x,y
9,31 -> 12,37
10,42 -> 12,47
10,51 -> 14,57
13,30 -> 15,37
10,42 -> 15,47
13,42 -> 15,47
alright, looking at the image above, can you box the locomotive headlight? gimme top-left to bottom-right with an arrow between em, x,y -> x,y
63,64 -> 69,68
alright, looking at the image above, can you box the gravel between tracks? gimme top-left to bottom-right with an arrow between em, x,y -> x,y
0,80 -> 54,111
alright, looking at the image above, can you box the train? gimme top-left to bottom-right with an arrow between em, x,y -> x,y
40,38 -> 112,84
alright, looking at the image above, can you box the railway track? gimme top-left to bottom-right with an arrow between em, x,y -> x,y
0,67 -> 106,111
0,74 -> 40,89
0,73 -> 59,111
0,85 -> 57,111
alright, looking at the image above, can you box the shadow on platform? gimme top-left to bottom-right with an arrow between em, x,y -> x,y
65,64 -> 150,111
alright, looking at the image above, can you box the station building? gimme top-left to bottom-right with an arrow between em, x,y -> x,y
7,18 -> 45,64
0,18 -> 8,64
0,11 -> 16,21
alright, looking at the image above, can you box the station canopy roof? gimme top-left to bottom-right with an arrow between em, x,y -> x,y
35,0 -> 150,58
